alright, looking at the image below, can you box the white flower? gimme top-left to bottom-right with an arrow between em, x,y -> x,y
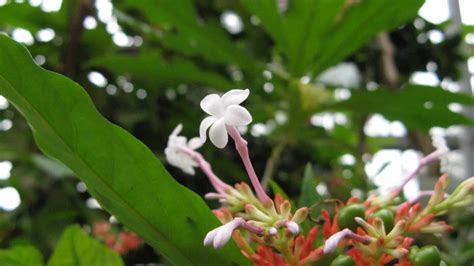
165,124 -> 202,175
199,89 -> 252,149
203,218 -> 244,248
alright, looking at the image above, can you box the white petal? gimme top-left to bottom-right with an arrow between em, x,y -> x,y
285,221 -> 299,235
224,105 -> 252,126
200,94 -> 223,117
323,229 -> 351,254
182,165 -> 195,175
188,137 -> 203,150
170,124 -> 183,136
199,116 -> 217,143
221,89 -> 249,108
212,218 -> 243,248
203,228 -> 219,246
213,229 -> 232,249
209,118 -> 228,149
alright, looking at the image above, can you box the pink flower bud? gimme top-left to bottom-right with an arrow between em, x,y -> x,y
204,218 -> 245,249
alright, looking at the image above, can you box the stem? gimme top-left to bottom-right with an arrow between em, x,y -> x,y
261,142 -> 286,191
180,147 -> 231,194
391,149 -> 446,196
62,0 -> 92,79
226,126 -> 271,203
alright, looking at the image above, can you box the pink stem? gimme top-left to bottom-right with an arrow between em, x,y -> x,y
181,147 -> 231,194
409,190 -> 449,204
391,149 -> 446,196
242,222 -> 264,235
226,126 -> 271,203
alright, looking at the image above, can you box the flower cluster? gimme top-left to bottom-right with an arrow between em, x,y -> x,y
165,89 -> 472,265
92,221 -> 142,254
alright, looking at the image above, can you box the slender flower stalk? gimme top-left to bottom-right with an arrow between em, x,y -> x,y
226,126 -> 271,203
391,148 -> 448,196
409,190 -> 449,204
179,146 -> 231,194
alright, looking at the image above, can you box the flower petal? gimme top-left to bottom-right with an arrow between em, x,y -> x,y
209,118 -> 228,149
212,218 -> 244,248
200,94 -> 223,117
203,228 -> 219,247
170,123 -> 183,136
199,116 -> 217,143
221,89 -> 249,108
188,137 -> 203,150
224,105 -> 252,126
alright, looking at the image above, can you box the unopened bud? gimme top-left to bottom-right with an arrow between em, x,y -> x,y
268,227 -> 277,236
245,204 -> 273,223
279,200 -> 291,218
292,207 -> 309,224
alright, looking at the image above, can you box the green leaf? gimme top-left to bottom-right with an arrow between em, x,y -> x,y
269,180 -> 289,200
0,2 -> 61,32
298,163 -> 321,208
243,0 -> 424,76
328,85 -> 474,131
118,0 -> 255,68
0,36 -> 247,265
283,0 -> 346,75
32,154 -> 75,178
87,52 -> 233,89
311,0 -> 424,76
240,0 -> 286,51
47,225 -> 123,266
312,0 -> 425,74
0,245 -> 44,266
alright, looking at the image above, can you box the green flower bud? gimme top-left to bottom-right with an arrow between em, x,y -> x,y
331,255 -> 356,266
337,204 -> 365,231
371,209 -> 394,232
410,245 -> 441,266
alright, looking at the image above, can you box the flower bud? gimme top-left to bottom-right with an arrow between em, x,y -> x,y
292,207 -> 309,224
331,255 -> 356,266
245,204 -> 273,223
354,217 -> 379,237
338,204 -> 365,231
279,200 -> 291,218
371,209 -> 394,232
410,245 -> 441,266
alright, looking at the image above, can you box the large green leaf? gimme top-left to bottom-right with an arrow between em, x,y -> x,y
0,245 -> 44,266
0,35 -> 247,265
241,0 -> 424,76
47,225 -> 123,266
328,85 -> 474,131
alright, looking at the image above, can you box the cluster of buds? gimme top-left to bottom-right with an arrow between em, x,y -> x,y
165,88 -> 473,265
92,221 -> 142,254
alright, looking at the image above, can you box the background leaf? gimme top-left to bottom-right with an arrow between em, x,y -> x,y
47,225 -> 123,266
0,36 -> 247,265
0,245 -> 44,266
327,85 -> 474,131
